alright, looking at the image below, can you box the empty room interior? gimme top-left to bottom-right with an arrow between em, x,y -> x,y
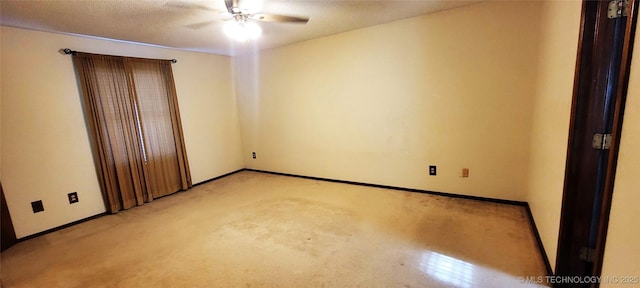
1,0 -> 639,287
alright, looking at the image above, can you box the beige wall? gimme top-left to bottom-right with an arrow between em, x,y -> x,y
526,0 -> 582,270
600,22 -> 640,286
0,26 -> 243,238
235,1 -> 542,201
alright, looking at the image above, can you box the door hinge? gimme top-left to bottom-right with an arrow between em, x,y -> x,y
579,247 -> 596,263
592,133 -> 613,150
608,0 -> 630,19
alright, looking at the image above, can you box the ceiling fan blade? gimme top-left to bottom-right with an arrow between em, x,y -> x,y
185,21 -> 217,29
251,13 -> 309,24
165,0 -> 217,12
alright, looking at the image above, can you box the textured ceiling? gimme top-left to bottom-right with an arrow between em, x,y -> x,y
0,0 -> 481,56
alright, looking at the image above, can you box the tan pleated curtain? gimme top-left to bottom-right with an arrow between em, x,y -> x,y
73,52 -> 191,213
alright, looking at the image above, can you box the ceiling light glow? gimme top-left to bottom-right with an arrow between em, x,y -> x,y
223,20 -> 262,42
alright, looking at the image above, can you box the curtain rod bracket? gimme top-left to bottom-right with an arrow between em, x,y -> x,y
171,59 -> 177,64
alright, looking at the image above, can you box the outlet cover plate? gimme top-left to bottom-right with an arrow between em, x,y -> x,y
68,192 -> 79,204
429,165 -> 437,176
31,200 -> 44,213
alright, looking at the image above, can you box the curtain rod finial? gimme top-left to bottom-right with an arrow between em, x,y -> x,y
60,48 -> 74,55
171,59 -> 177,64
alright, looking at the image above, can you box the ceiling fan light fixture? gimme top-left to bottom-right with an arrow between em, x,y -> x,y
223,20 -> 262,42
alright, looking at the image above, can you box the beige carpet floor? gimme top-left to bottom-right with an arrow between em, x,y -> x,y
0,171 -> 548,287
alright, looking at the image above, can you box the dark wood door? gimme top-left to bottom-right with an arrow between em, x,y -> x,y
1,182 -> 18,251
556,0 -> 638,283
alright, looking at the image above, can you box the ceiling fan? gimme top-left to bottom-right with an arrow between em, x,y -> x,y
168,0 -> 309,41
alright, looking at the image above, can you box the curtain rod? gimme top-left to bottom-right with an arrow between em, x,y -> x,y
60,48 -> 178,64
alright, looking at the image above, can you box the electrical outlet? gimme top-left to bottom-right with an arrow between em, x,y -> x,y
68,192 -> 79,204
31,200 -> 44,213
429,165 -> 437,176
462,168 -> 470,178
252,152 -> 256,159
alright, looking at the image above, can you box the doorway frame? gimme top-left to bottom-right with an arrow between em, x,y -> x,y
556,0 -> 638,280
